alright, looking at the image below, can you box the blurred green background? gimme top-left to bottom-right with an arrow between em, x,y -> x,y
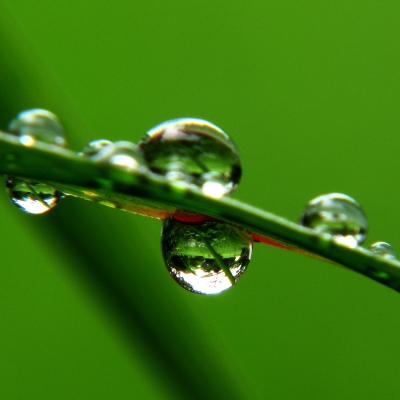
1,1 -> 400,399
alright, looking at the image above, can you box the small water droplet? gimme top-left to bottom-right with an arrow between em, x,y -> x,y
80,140 -> 146,172
5,109 -> 66,214
79,139 -> 114,157
8,109 -> 65,147
299,193 -> 368,247
162,214 -> 253,294
6,177 -> 63,214
138,118 -> 241,195
369,241 -> 396,259
105,141 -> 146,172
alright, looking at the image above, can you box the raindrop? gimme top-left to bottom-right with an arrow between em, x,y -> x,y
369,242 -> 396,259
299,193 -> 368,247
6,109 -> 66,214
162,214 -> 253,294
138,118 -> 241,196
6,178 -> 63,214
8,109 -> 65,147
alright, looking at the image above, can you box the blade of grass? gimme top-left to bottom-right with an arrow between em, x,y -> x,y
1,131 -> 400,293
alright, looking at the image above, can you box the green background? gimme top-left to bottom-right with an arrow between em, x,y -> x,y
1,1 -> 400,399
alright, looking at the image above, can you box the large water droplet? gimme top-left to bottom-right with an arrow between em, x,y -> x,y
8,109 -> 65,147
138,118 -> 241,196
6,178 -> 63,214
6,109 -> 66,214
299,193 -> 368,247
162,214 -> 253,294
369,241 -> 396,259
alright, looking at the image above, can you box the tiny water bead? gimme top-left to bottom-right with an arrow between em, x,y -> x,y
79,139 -> 114,157
299,193 -> 368,247
79,140 -> 146,172
369,242 -> 396,259
6,178 -> 63,214
8,109 -> 66,147
6,109 -> 66,214
138,118 -> 241,197
162,214 -> 253,295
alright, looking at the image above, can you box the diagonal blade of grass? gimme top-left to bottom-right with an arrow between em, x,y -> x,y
1,131 -> 400,293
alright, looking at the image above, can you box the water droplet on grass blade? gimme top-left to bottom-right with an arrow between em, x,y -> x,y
80,140 -> 146,172
162,214 -> 253,294
6,178 -> 63,214
79,139 -> 114,157
5,109 -> 66,214
369,242 -> 396,259
139,118 -> 241,195
105,141 -> 146,172
300,193 -> 368,247
8,109 -> 65,147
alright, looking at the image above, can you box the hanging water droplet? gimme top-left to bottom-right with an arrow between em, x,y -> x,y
8,109 -> 65,147
299,193 -> 368,247
5,109 -> 66,214
6,177 -> 63,214
162,214 -> 253,295
369,242 -> 396,259
138,118 -> 241,195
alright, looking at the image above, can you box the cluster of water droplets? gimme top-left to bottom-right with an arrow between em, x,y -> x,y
139,118 -> 251,295
78,118 -> 251,295
4,111 -> 396,293
299,192 -> 397,268
5,109 -> 66,214
79,139 -> 147,173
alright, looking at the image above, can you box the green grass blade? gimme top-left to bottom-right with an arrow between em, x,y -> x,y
1,130 -> 399,293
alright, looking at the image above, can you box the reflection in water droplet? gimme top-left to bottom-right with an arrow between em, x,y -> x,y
8,109 -> 65,147
138,118 -> 241,195
369,242 -> 396,259
162,214 -> 253,295
299,193 -> 368,247
165,161 -> 191,183
6,178 -> 63,214
6,109 -> 66,214
200,172 -> 227,198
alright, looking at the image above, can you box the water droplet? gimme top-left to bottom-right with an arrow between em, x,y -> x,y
369,241 -> 396,259
80,140 -> 146,172
79,139 -> 114,157
6,177 -> 63,214
299,193 -> 368,247
162,214 -> 253,294
104,141 -> 146,172
138,118 -> 241,195
8,109 -> 65,147
5,109 -> 66,214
